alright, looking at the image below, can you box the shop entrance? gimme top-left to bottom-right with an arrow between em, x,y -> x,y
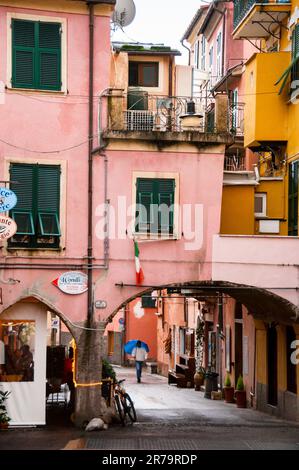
0,297 -> 75,426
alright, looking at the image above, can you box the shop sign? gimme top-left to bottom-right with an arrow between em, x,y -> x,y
0,188 -> 17,213
52,271 -> 88,295
95,300 -> 107,309
0,216 -> 17,240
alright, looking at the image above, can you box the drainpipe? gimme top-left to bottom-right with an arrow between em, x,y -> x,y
87,1 -> 95,326
180,39 -> 191,66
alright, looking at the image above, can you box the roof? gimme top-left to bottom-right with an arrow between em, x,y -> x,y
211,63 -> 243,93
199,1 -> 227,35
112,42 -> 181,56
181,7 -> 208,41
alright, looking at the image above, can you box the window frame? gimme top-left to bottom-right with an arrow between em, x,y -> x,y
7,12 -> 67,93
8,163 -> 61,249
132,172 -> 179,240
129,61 -> 159,88
254,193 -> 267,218
216,30 -> 222,79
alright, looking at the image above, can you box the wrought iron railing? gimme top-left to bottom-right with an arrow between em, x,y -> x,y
233,0 -> 265,29
229,102 -> 245,137
107,91 -> 219,133
224,154 -> 246,171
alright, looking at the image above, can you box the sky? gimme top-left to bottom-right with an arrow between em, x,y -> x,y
112,0 -> 212,65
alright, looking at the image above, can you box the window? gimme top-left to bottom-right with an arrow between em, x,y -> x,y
12,19 -> 61,91
254,193 -> 267,218
129,62 -> 159,87
291,24 -> 299,85
216,31 -> 222,79
135,178 -> 175,234
209,46 -> 214,71
194,40 -> 200,69
231,89 -> 239,132
201,36 -> 206,71
288,161 -> 298,235
9,163 -> 61,248
0,320 -> 35,382
141,294 -> 156,309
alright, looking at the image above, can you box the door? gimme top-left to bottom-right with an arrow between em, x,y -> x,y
235,321 -> 243,385
267,324 -> 278,406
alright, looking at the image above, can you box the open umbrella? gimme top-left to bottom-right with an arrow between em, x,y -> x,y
124,340 -> 149,355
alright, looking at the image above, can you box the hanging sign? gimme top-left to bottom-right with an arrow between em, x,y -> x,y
0,216 -> 17,240
95,300 -> 107,309
52,271 -> 88,295
0,188 -> 17,213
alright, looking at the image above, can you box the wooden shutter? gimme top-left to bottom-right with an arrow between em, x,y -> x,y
157,179 -> 175,234
136,178 -> 154,232
10,163 -> 35,234
292,25 -> 299,82
37,165 -> 61,235
288,161 -> 299,236
38,22 -> 61,90
12,20 -> 35,88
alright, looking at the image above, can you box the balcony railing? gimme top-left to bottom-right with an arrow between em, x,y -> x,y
107,92 -> 221,133
233,0 -> 290,30
229,102 -> 244,137
224,154 -> 246,171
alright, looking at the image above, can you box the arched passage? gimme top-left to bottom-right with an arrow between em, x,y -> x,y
104,280 -> 299,422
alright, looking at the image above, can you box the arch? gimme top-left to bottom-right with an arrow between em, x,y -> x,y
106,280 -> 299,326
0,292 -> 78,340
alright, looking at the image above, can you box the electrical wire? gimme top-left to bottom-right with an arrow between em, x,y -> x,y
0,133 -> 99,154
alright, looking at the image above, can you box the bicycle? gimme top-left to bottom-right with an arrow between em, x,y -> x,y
113,379 -> 137,426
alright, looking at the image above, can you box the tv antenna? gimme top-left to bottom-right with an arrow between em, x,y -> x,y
111,0 -> 136,30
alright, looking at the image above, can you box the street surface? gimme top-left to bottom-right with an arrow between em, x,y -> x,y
0,366 -> 299,450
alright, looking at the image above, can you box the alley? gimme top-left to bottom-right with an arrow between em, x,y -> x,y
84,367 -> 299,450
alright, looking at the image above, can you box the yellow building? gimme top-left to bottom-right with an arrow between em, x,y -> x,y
229,0 -> 299,421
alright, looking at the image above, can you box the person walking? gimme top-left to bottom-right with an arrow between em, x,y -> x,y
131,340 -> 147,383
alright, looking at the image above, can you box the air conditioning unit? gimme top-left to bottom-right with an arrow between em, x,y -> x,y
125,110 -> 154,131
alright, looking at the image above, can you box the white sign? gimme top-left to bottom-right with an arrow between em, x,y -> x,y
0,216 -> 17,240
95,300 -> 107,309
52,271 -> 88,295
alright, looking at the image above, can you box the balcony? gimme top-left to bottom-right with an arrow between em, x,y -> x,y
229,102 -> 245,138
103,91 -> 234,146
244,51 -> 290,148
224,154 -> 246,171
233,0 -> 291,40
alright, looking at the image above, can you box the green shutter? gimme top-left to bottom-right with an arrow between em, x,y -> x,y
136,178 -> 175,234
38,23 -> 61,90
12,20 -> 35,88
157,179 -> 174,234
12,20 -> 61,91
136,178 -> 154,232
288,161 -> 299,236
292,25 -> 299,83
10,163 -> 35,234
37,165 -> 60,236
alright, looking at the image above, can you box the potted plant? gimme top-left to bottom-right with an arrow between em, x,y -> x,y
223,373 -> 234,403
0,390 -> 11,429
235,375 -> 246,408
194,366 -> 205,391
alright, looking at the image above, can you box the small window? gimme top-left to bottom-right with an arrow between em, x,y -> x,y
254,193 -> 267,217
38,212 -> 60,236
141,295 -> 156,309
135,178 -> 175,234
12,19 -> 61,91
12,211 -> 35,235
129,62 -> 159,87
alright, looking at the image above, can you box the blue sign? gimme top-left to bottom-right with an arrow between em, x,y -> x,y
0,188 -> 17,213
119,318 -> 125,325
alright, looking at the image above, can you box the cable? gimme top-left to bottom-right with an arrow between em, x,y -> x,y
67,318 -> 106,332
0,133 -> 99,154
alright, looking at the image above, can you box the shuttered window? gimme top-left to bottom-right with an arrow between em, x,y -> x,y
135,178 -> 175,234
291,25 -> 299,84
9,163 -> 61,248
288,161 -> 298,236
12,19 -> 61,91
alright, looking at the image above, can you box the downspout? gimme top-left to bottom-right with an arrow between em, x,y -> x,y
87,1 -> 95,326
180,39 -> 191,66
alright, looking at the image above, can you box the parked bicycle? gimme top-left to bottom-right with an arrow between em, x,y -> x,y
113,379 -> 137,426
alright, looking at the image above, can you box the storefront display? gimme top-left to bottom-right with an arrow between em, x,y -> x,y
0,320 -> 35,382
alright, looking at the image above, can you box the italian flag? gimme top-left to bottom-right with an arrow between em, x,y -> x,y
134,240 -> 144,285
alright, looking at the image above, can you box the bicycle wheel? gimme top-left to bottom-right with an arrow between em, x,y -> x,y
123,393 -> 137,423
114,394 -> 125,426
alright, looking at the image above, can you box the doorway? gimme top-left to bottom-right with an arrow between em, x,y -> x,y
267,324 -> 278,406
234,302 -> 243,385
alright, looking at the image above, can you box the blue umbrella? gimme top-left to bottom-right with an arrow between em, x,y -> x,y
124,339 -> 149,354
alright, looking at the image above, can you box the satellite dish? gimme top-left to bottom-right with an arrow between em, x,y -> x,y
112,0 -> 136,28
